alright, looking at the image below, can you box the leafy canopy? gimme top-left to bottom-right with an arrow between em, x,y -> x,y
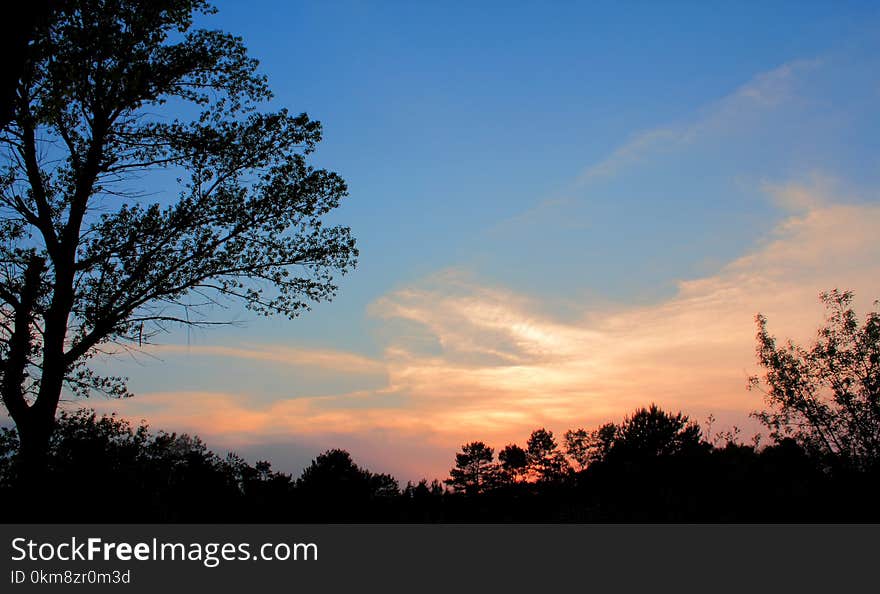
750,290 -> 880,470
0,0 -> 357,409
445,441 -> 496,494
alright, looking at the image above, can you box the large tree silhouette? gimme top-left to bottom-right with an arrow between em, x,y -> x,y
0,0 -> 357,487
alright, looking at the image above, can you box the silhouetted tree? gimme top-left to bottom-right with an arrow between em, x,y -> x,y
0,2 -> 66,128
589,423 -> 619,464
564,429 -> 591,470
404,478 -> 444,499
297,449 -> 372,500
370,473 -> 401,498
0,0 -> 357,485
0,424 -> 16,490
294,449 -> 399,511
750,290 -> 880,470
446,441 -> 497,495
498,443 -> 528,484
0,408 -> 296,521
227,455 -> 294,516
2,403 -> 879,521
606,404 -> 703,462
526,428 -> 570,482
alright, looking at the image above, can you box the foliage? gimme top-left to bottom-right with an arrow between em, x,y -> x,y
563,428 -> 591,470
296,449 -> 399,501
498,443 -> 528,483
445,441 -> 497,495
589,423 -> 618,463
403,478 -> 444,499
604,404 -> 703,462
0,408 -> 289,520
0,0 -> 357,468
750,290 -> 880,470
0,409 -> 405,521
526,428 -> 570,482
3,401 -> 879,521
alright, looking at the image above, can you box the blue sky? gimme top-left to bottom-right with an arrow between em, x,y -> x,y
84,1 -> 880,480
199,0 -> 880,329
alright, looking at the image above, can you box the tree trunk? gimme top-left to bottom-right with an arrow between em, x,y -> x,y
17,412 -> 51,474
11,253 -> 74,515
12,405 -> 55,518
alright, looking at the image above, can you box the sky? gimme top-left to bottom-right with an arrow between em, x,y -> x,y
71,1 -> 880,481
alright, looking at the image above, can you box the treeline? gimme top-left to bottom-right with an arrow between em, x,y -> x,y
445,405 -> 705,494
438,404 -> 880,521
2,405 -> 879,522
0,410 -> 401,522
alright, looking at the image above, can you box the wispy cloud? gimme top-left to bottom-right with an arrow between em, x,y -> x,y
576,59 -> 821,185
96,180 -> 880,480
489,58 -> 825,236
145,343 -> 386,376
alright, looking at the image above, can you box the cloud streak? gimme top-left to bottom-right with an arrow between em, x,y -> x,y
491,58 -> 825,236
575,59 -> 822,185
96,180 -> 880,480
145,343 -> 385,376
37,52 -> 880,482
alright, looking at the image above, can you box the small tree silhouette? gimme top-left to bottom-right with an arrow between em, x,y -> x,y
297,449 -> 387,501
564,429 -> 591,470
606,404 -> 703,462
498,443 -> 528,484
445,441 -> 497,495
526,428 -> 570,482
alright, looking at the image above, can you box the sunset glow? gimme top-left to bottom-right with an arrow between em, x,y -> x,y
29,2 -> 880,482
